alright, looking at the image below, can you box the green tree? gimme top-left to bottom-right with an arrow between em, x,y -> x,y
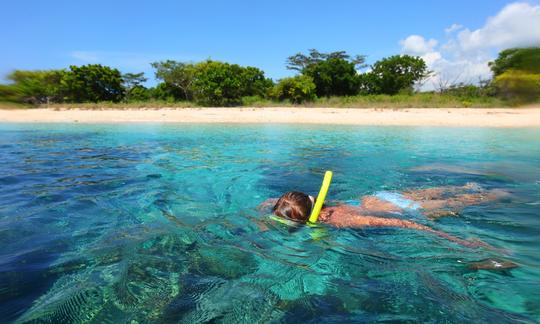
148,82 -> 183,102
151,60 -> 196,100
363,55 -> 430,95
239,66 -> 274,98
489,47 -> 540,77
62,64 -> 124,102
0,84 -> 21,103
6,70 -> 65,104
286,49 -> 365,97
126,85 -> 151,101
493,70 -> 540,103
122,72 -> 147,89
271,75 -> 316,103
122,72 -> 148,102
191,60 -> 271,106
286,49 -> 366,72
303,57 -> 359,97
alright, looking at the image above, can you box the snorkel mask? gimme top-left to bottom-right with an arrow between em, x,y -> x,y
269,171 -> 333,240
269,171 -> 333,227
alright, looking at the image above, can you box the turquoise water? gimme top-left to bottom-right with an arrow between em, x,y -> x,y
0,123 -> 539,323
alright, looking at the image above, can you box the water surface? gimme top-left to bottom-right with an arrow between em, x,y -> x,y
0,124 -> 539,322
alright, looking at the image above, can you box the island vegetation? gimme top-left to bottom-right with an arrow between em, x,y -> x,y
0,47 -> 539,108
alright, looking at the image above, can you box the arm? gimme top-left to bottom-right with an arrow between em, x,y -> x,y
358,215 -> 487,248
322,206 -> 488,249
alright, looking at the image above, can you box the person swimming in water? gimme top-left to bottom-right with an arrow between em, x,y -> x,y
261,183 -> 509,248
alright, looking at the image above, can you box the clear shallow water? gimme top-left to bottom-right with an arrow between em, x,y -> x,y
0,123 -> 539,323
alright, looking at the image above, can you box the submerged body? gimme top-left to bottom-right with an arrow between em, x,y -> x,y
264,183 -> 509,248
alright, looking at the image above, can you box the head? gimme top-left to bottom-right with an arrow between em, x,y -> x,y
272,191 -> 315,223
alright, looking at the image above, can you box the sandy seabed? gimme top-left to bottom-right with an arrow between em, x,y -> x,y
1,107 -> 540,127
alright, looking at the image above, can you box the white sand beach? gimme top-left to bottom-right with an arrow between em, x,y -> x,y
1,107 -> 540,127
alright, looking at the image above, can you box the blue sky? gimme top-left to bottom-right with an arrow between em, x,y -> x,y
1,0 -> 539,86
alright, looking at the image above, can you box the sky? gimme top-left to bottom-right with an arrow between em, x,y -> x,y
1,0 -> 540,89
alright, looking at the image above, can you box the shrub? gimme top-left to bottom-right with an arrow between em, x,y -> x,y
0,84 -> 21,103
148,83 -> 181,102
191,60 -> 271,106
62,64 -> 124,102
125,85 -> 151,102
272,75 -> 317,104
361,55 -> 431,95
150,61 -> 196,100
493,69 -> 540,104
489,47 -> 540,77
303,57 -> 359,97
286,49 -> 365,97
6,70 -> 66,104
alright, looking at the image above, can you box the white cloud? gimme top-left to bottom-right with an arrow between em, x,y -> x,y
400,2 -> 540,91
444,24 -> 463,34
421,51 -> 442,66
457,2 -> 540,52
400,35 -> 438,55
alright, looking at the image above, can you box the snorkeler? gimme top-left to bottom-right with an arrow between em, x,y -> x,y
261,183 -> 509,248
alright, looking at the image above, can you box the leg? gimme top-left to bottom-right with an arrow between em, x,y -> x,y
404,184 -> 509,219
402,183 -> 482,201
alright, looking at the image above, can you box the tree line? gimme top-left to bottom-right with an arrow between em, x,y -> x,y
1,47 -> 538,106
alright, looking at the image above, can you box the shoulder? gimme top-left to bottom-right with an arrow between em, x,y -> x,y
319,205 -> 361,224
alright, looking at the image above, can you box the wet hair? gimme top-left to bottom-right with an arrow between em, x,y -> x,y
272,191 -> 313,223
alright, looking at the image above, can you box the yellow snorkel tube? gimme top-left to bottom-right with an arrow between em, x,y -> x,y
308,171 -> 333,223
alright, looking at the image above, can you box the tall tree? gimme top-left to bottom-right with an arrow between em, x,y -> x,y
362,55 -> 431,95
6,70 -> 66,104
62,64 -> 124,102
303,57 -> 360,97
122,72 -> 148,102
286,49 -> 366,97
122,72 -> 147,90
489,47 -> 540,77
191,60 -> 272,106
286,49 -> 366,72
151,60 -> 196,100
239,66 -> 274,98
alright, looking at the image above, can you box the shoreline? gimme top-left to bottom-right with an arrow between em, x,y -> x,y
1,107 -> 540,127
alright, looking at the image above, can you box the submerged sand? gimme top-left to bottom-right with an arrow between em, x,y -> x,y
1,107 -> 540,127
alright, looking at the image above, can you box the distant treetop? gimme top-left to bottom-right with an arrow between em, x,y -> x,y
489,47 -> 540,76
286,49 -> 367,72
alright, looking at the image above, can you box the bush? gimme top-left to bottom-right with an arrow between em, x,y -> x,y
6,70 -> 66,104
62,64 -> 124,102
148,83 -> 182,102
441,83 -> 495,98
361,55 -> 430,95
191,60 -> 271,106
272,75 -> 317,104
150,61 -> 195,100
493,69 -> 540,104
125,85 -> 150,102
240,95 -> 273,106
0,84 -> 21,103
303,57 -> 360,97
489,47 -> 540,76
286,49 -> 365,97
